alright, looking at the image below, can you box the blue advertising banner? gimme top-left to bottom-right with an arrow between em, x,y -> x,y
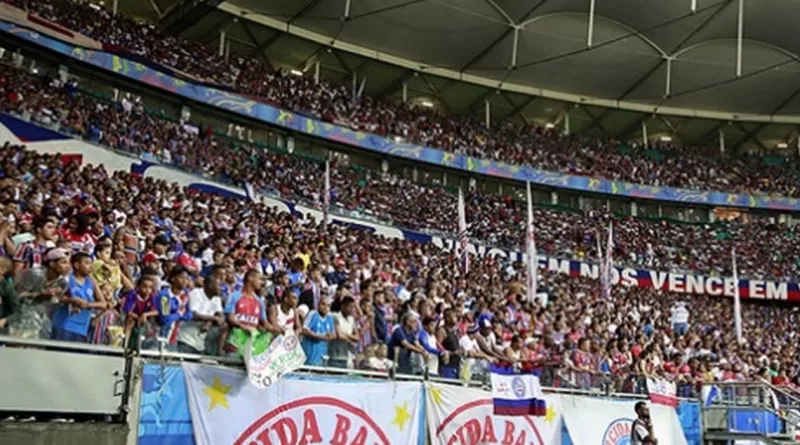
3,20 -> 800,211
677,401 -> 702,445
139,364 -> 195,445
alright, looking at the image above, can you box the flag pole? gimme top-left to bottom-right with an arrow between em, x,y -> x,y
732,247 -> 743,344
526,182 -> 537,303
322,159 -> 330,229
457,187 -> 469,274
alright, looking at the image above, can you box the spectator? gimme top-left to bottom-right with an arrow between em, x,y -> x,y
388,312 -> 426,375
330,296 -> 359,368
300,298 -> 336,366
50,252 -> 108,342
177,268 -> 224,354
223,269 -> 268,357
153,265 -> 192,350
120,275 -> 157,344
0,256 -> 20,334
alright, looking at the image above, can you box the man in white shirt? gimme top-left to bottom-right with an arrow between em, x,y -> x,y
671,302 -> 690,336
329,297 -> 359,368
177,270 -> 224,354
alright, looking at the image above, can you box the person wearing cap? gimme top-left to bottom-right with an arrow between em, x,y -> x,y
153,265 -> 193,350
458,322 -> 497,381
388,311 -> 428,375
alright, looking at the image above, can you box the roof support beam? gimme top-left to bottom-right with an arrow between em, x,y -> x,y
159,0 -> 224,35
464,90 -> 497,113
241,21 -> 275,70
733,122 -> 768,152
459,1 -> 546,71
616,116 -> 648,140
376,71 -> 416,98
581,107 -> 612,138
199,16 -> 233,44
616,0 -> 735,102
693,121 -> 728,145
246,32 -> 283,60
587,0 -> 597,48
735,0 -> 744,77
420,74 -> 452,111
501,95 -> 536,123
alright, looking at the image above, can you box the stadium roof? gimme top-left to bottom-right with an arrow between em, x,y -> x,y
129,0 -> 800,151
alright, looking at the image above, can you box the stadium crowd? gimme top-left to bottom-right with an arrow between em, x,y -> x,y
5,0 -> 800,198
1,63 -> 799,283
0,0 -> 798,397
0,75 -> 798,396
1,140 -> 799,395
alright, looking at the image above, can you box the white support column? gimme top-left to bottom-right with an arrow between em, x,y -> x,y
58,65 -> 69,83
224,40 -> 231,64
180,106 -> 191,122
112,0 -> 119,15
690,0 -> 697,13
641,120 -> 649,147
564,111 -> 571,136
587,0 -> 596,48
402,81 -> 408,103
442,172 -> 447,186
511,26 -> 520,68
551,191 -> 558,205
664,57 -> 672,97
736,0 -> 744,77
484,99 -> 491,128
314,60 -> 320,85
351,72 -> 357,99
631,202 -> 638,217
719,129 -> 726,155
344,0 -> 352,19
11,49 -> 22,68
218,30 -> 226,57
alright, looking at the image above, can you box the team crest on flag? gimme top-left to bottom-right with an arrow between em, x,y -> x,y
490,364 -> 547,416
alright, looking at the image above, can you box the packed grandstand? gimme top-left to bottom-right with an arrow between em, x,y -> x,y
0,0 -> 799,402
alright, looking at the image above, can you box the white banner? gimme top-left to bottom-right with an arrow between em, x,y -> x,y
646,377 -> 678,407
244,333 -> 306,389
560,395 -> 687,445
426,382 -> 562,445
184,363 -> 423,445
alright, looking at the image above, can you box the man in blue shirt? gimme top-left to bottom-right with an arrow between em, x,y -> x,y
388,312 -> 427,375
300,298 -> 336,366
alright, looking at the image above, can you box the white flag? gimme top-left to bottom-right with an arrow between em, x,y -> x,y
184,363 -> 422,445
526,182 -> 537,303
732,247 -> 743,343
457,187 -> 469,274
323,159 -> 331,228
